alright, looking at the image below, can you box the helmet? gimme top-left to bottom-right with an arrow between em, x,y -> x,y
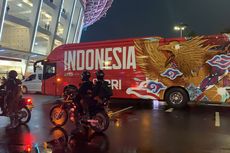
81,70 -> 91,81
96,70 -> 104,80
8,70 -> 18,79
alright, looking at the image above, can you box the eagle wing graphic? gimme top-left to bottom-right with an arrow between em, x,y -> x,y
134,39 -> 168,79
158,36 -> 217,77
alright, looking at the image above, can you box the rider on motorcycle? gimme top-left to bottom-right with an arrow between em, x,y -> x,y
78,70 -> 94,116
2,70 -> 22,129
72,70 -> 111,134
93,70 -> 112,104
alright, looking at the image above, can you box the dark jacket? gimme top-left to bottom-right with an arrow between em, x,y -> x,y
93,80 -> 112,98
93,80 -> 103,97
79,81 -> 93,98
1,78 -> 21,92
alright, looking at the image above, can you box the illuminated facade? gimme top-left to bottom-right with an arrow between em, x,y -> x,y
0,0 -> 112,77
83,0 -> 113,27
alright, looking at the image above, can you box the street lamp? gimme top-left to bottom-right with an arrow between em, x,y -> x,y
174,24 -> 186,37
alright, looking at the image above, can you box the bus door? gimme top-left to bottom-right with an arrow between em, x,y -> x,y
43,62 -> 56,95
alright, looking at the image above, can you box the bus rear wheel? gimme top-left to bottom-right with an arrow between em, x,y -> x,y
164,87 -> 189,109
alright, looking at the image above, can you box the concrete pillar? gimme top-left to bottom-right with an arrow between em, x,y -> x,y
48,0 -> 64,53
21,59 -> 27,76
0,0 -> 7,40
63,0 -> 76,43
29,0 -> 43,53
69,0 -> 84,43
73,6 -> 84,43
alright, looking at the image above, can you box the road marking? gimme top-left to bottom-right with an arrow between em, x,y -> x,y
215,112 -> 220,127
110,106 -> 134,116
165,108 -> 174,112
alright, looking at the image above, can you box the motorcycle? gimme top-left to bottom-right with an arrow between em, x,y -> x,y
49,97 -> 77,127
0,89 -> 33,125
49,86 -> 110,133
49,86 -> 79,127
71,97 -> 110,133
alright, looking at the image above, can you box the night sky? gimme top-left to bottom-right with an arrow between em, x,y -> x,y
81,0 -> 230,42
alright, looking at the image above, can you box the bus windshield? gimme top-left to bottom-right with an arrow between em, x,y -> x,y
43,63 -> 56,80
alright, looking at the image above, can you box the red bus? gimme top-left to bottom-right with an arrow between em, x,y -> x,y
35,34 -> 230,108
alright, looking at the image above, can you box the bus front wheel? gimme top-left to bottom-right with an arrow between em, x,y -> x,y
164,87 -> 189,109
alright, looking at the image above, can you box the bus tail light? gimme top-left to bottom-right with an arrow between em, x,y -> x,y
56,78 -> 61,82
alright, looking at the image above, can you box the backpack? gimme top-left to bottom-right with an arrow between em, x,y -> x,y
98,81 -> 113,98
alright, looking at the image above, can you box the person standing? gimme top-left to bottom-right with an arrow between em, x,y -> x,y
78,70 -> 94,116
93,70 -> 113,105
4,70 -> 22,129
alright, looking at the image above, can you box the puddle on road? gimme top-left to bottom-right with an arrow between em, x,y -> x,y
0,125 -> 110,153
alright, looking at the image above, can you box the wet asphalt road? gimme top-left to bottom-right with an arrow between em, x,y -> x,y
0,95 -> 230,153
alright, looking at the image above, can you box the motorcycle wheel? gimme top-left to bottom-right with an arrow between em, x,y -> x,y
50,104 -> 68,127
18,107 -> 31,124
49,126 -> 68,143
90,111 -> 110,133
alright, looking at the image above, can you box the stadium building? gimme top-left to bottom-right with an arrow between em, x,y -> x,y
0,0 -> 113,78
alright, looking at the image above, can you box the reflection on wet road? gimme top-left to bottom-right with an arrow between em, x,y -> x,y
43,127 -> 110,153
0,95 -> 230,152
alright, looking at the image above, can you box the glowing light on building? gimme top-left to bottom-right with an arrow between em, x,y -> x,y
83,0 -> 113,28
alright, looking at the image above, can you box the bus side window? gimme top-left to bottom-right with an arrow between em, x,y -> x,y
43,63 -> 56,80
47,66 -> 55,74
